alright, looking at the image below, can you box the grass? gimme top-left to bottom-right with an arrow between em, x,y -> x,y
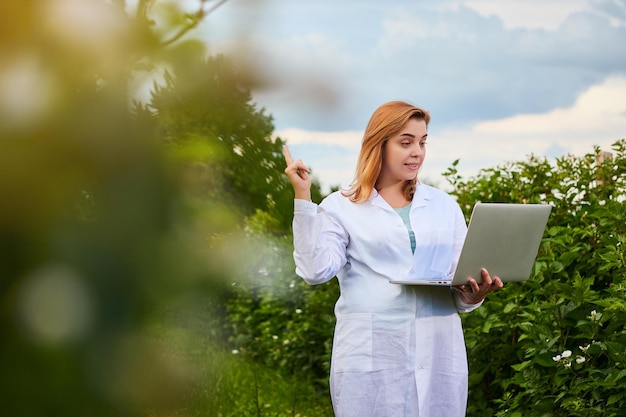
188,351 -> 333,417
146,305 -> 334,417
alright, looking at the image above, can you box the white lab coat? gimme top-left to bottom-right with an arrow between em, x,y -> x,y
292,183 -> 482,417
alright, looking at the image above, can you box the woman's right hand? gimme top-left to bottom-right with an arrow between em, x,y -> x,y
283,145 -> 312,201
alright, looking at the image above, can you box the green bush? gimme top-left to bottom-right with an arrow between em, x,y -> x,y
445,140 -> 626,416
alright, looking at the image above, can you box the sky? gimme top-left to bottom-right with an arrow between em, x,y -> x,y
197,0 -> 626,192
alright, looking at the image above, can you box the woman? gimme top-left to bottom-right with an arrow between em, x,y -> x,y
283,100 -> 503,417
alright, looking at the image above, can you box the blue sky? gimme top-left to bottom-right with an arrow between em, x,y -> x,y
198,0 -> 626,192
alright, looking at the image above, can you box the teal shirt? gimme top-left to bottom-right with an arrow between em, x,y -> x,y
394,203 -> 416,254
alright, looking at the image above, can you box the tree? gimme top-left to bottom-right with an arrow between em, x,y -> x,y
139,51 -> 323,233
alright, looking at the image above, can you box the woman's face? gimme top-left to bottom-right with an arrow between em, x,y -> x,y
378,118 -> 427,187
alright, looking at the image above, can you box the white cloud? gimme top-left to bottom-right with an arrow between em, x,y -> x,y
209,31 -> 351,130
473,76 -> 626,141
200,0 -> 626,134
429,75 -> 626,185
198,0 -> 626,192
281,76 -> 626,193
459,0 -> 592,30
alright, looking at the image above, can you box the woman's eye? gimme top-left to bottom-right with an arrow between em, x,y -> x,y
402,142 -> 411,146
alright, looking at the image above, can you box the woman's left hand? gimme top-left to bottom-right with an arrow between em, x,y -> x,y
453,268 -> 503,305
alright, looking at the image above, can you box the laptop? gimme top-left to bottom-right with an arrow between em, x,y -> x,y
390,203 -> 552,286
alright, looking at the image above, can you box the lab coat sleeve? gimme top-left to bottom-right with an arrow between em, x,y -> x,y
292,198 -> 348,285
453,290 -> 484,313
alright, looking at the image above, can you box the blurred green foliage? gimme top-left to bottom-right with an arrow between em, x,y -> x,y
0,1 -> 323,415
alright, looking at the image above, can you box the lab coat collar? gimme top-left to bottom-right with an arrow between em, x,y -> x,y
368,183 -> 434,209
411,183 -> 434,208
368,189 -> 388,210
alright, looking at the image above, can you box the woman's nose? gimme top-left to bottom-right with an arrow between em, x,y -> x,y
411,143 -> 423,156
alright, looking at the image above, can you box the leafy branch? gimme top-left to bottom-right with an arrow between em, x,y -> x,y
161,0 -> 229,47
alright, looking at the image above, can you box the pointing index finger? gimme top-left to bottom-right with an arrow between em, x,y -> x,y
282,145 -> 294,165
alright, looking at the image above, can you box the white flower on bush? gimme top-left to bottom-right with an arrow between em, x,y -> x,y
272,334 -> 278,340
283,339 -> 290,345
232,349 -> 239,355
295,308 -> 302,314
553,348 -> 586,368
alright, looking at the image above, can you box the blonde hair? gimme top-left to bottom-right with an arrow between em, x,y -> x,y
343,101 -> 431,203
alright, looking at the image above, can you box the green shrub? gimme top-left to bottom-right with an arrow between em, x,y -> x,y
445,140 -> 626,416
